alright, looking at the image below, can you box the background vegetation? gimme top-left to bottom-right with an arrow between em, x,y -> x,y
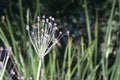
0,0 -> 120,80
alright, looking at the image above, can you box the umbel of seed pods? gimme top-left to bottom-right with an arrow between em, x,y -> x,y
0,47 -> 11,69
0,47 -> 12,79
26,15 -> 69,60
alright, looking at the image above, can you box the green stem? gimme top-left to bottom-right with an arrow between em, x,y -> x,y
84,0 -> 92,45
37,59 -> 42,80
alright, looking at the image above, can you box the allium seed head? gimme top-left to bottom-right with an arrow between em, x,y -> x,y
0,46 -> 11,78
26,15 -> 69,59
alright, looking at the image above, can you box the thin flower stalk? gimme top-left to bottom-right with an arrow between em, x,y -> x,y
26,15 -> 69,80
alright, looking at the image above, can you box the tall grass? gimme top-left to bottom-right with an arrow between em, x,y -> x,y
0,0 -> 120,80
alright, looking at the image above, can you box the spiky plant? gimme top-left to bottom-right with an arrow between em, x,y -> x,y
26,15 -> 69,80
0,47 -> 12,80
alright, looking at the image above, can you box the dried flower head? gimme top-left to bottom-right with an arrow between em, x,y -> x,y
0,16 -> 5,23
26,15 -> 69,60
0,46 -> 12,80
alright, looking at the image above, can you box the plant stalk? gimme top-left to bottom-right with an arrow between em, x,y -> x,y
37,59 -> 42,80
